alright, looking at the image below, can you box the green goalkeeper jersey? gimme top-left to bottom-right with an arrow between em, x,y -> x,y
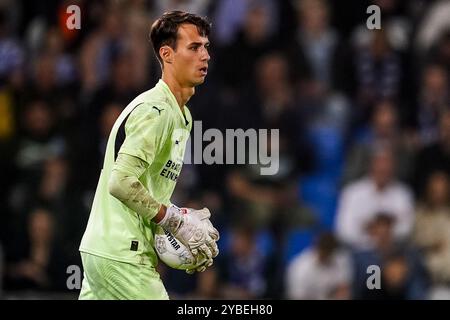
79,79 -> 192,266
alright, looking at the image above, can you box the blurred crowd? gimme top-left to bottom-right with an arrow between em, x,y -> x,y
0,0 -> 449,300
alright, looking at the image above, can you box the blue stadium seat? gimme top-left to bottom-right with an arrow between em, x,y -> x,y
307,125 -> 345,176
284,228 -> 315,264
299,173 -> 339,229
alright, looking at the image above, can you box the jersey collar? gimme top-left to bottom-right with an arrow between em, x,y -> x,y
157,79 -> 190,128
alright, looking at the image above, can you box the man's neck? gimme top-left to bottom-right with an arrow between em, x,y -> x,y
373,180 -> 389,192
376,239 -> 392,254
162,73 -> 195,109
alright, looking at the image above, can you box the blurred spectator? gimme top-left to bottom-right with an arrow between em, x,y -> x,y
415,63 -> 449,146
20,49 -> 79,131
254,53 -> 295,128
413,171 -> 450,299
414,110 -> 450,196
212,0 -> 279,46
81,49 -> 140,145
239,52 -> 316,172
415,0 -> 450,58
38,157 -> 69,205
352,213 -> 428,299
13,99 -> 65,176
39,27 -> 77,86
2,100 -> 66,262
0,7 -> 24,87
19,26 -> 80,132
285,232 -> 351,300
26,52 -> 58,101
336,145 -> 414,249
193,267 -> 219,299
227,164 -> 314,234
75,102 -> 122,194
226,56 -> 317,231
214,224 -> 272,299
353,29 -> 402,116
79,3 -> 125,94
6,99 -> 65,250
427,30 -> 450,71
287,0 -> 348,92
38,156 -> 87,261
343,100 -> 415,185
8,98 -> 64,205
293,75 -> 351,188
4,207 -> 67,291
216,0 -> 277,91
351,0 -> 412,52
124,7 -> 154,90
226,132 -> 315,262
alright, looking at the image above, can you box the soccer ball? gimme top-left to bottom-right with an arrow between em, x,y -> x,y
154,225 -> 205,270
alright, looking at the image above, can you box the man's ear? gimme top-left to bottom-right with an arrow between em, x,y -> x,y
160,45 -> 173,64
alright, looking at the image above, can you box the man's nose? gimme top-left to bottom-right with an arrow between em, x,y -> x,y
201,47 -> 210,61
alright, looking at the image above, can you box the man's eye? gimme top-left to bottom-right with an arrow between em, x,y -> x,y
190,47 -> 199,51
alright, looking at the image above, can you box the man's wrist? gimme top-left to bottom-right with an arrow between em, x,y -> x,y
153,204 -> 167,223
156,204 -> 184,234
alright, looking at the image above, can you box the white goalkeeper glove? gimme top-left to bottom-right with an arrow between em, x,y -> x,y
157,205 -> 219,270
185,208 -> 220,274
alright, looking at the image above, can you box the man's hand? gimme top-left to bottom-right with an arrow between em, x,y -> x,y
184,208 -> 220,274
157,205 -> 219,271
188,207 -> 219,256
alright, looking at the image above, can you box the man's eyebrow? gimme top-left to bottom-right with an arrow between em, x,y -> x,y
188,41 -> 210,46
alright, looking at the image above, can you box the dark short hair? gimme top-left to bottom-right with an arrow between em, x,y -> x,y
366,212 -> 396,230
150,11 -> 211,66
316,232 -> 339,255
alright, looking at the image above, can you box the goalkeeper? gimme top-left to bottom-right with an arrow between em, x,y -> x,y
78,11 -> 219,300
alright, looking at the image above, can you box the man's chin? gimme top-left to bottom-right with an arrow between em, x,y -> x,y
191,78 -> 206,87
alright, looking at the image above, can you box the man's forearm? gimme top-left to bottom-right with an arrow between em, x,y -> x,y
109,153 -> 165,221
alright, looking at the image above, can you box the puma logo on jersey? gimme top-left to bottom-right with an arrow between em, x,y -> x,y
152,106 -> 164,115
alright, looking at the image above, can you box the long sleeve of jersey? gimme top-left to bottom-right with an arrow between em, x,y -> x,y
109,153 -> 161,221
